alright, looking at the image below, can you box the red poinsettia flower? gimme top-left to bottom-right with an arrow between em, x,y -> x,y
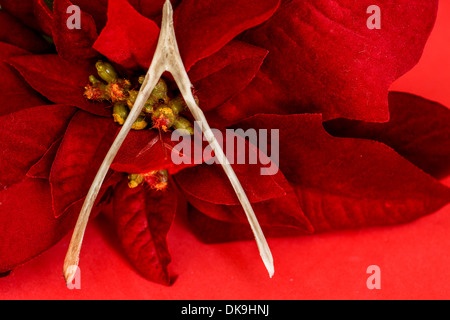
0,0 -> 449,287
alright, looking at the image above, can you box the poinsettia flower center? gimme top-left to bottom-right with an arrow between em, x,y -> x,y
128,170 -> 170,190
83,60 -> 194,189
84,60 -> 196,133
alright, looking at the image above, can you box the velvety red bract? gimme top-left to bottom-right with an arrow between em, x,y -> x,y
0,178 -> 78,273
324,92 -> 450,178
176,162 -> 285,205
93,0 -> 160,71
0,43 -> 47,115
189,40 -> 268,113
0,172 -> 117,273
115,121 -> 231,176
173,0 -> 280,70
8,54 -> 110,117
50,111 -> 118,218
113,179 -> 178,285
27,137 -> 63,180
70,0 -> 108,30
178,169 -> 314,233
0,104 -> 76,189
52,0 -> 99,63
0,0 -> 39,30
186,111 -> 450,242
174,132 -> 286,206
174,131 -> 314,232
187,206 -> 305,243
0,11 -> 51,53
112,130 -> 180,174
33,0 -> 53,36
215,0 -> 439,124
128,0 -> 181,21
237,114 -> 450,232
69,0 -> 181,30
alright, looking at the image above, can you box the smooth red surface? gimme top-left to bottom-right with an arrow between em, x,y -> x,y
1,2 -> 450,300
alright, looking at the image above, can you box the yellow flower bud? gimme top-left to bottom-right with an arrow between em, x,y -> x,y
173,116 -> 194,135
168,96 -> 186,115
112,102 -> 129,125
151,78 -> 169,104
152,106 -> 176,131
96,61 -> 118,83
144,170 -> 169,191
128,174 -> 144,188
131,116 -> 148,130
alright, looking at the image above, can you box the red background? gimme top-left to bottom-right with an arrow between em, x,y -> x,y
1,2 -> 449,300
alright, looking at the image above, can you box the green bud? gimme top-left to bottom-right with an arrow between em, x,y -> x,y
131,116 -> 148,131
89,75 -> 102,85
168,93 -> 199,115
128,174 -> 144,188
134,78 -> 169,107
112,102 -> 129,125
173,116 -> 194,135
127,90 -> 138,109
96,61 -> 118,83
127,90 -> 155,114
168,96 -> 187,115
142,103 -> 154,114
151,78 -> 169,104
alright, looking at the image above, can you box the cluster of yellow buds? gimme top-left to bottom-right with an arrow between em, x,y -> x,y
84,61 -> 131,103
84,60 -> 196,135
128,170 -> 169,191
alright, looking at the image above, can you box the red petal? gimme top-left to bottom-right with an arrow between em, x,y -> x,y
175,164 -> 283,205
67,0 -> 178,35
238,114 -> 450,232
182,174 -> 313,233
0,42 -> 47,115
213,72 -> 280,128
174,130 -> 313,232
49,111 -> 118,217
0,11 -> 51,53
27,137 -> 63,180
93,0 -> 160,71
128,0 -> 181,20
52,0 -> 99,63
324,92 -> 450,178
173,0 -> 280,70
0,0 -> 39,30
70,0 -> 177,31
189,40 -> 267,112
0,178 -> 78,273
187,206 -> 306,244
8,54 -> 111,117
113,178 -> 177,285
33,0 -> 53,36
233,0 -> 438,122
70,0 -> 108,30
0,104 -> 76,189
174,131 -> 285,205
111,129 -> 202,175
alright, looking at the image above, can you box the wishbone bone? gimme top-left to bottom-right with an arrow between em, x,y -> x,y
63,0 -> 274,285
